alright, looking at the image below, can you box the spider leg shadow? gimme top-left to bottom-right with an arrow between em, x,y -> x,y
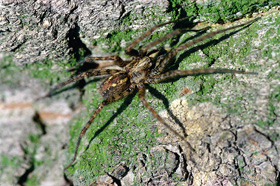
175,25 -> 252,69
36,79 -> 86,102
40,76 -> 106,101
146,85 -> 188,138
67,60 -> 99,72
169,25 -> 209,49
164,28 -> 209,71
85,92 -> 136,152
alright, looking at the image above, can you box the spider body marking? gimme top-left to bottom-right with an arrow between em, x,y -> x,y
42,17 -> 260,170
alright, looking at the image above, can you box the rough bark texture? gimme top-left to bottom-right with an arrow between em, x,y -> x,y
0,0 -> 279,185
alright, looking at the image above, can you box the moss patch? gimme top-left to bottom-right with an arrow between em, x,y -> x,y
65,82 -> 159,184
64,3 -> 280,185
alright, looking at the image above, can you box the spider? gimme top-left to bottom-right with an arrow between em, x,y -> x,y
43,17 -> 260,170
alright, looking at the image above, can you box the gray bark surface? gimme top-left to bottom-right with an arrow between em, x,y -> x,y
0,0 -> 279,185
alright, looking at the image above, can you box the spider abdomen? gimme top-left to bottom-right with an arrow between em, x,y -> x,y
100,72 -> 131,99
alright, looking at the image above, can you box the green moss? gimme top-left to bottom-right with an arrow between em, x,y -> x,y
26,58 -> 76,87
65,81 -> 159,183
257,86 -> 280,127
1,155 -> 21,168
183,11 -> 280,128
63,3 -> 280,184
195,75 -> 216,96
0,155 -> 22,184
100,29 -> 141,53
181,0 -> 279,23
25,175 -> 40,186
90,0 -> 279,60
0,55 -> 21,84
175,18 -> 261,105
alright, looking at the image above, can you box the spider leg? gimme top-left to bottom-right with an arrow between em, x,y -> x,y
67,56 -> 129,72
153,17 -> 260,74
137,84 -> 194,151
146,68 -> 256,84
125,17 -> 192,57
64,87 -> 135,170
64,99 -> 109,170
175,17 -> 260,54
140,26 -> 210,56
84,56 -> 129,68
39,69 -> 122,99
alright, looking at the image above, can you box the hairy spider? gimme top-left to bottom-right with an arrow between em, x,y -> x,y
44,17 -> 259,170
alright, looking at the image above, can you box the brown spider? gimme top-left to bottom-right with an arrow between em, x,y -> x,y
44,17 -> 260,170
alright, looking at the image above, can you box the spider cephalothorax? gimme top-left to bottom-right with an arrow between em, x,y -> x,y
43,17 -> 260,170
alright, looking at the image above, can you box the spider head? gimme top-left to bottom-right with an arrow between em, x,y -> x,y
129,56 -> 153,84
134,56 -> 153,71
